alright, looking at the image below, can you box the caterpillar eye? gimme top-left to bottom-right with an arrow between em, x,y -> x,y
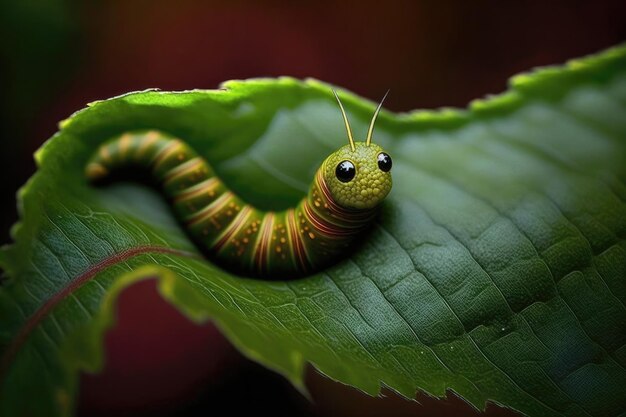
335,160 -> 356,182
377,152 -> 392,172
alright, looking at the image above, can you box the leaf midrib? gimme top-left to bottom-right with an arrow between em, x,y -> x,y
0,244 -> 198,380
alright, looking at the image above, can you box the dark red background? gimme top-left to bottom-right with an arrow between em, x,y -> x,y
1,1 -> 625,416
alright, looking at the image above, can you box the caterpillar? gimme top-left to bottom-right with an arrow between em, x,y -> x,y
86,91 -> 393,278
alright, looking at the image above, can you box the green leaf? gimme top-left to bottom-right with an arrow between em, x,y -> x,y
2,45 -> 626,417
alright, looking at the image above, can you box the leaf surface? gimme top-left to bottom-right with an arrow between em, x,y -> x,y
1,46 -> 626,417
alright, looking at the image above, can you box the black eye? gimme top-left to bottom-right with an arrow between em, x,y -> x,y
377,152 -> 392,172
335,160 -> 356,182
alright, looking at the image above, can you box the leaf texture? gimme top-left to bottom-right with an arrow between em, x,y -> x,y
1,45 -> 626,417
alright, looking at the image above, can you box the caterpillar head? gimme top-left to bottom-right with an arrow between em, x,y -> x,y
323,90 -> 393,210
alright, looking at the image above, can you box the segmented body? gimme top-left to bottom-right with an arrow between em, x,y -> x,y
87,130 -> 377,277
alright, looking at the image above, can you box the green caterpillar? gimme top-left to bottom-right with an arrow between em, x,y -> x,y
86,91 -> 393,278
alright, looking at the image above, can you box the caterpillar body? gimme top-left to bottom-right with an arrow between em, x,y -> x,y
86,91 -> 392,278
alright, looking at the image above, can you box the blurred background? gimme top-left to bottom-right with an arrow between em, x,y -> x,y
1,1 -> 624,416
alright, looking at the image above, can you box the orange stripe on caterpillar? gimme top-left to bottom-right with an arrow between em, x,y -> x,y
186,191 -> 234,226
136,131 -> 161,157
212,205 -> 253,252
173,177 -> 221,202
163,157 -> 205,185
253,212 -> 274,274
286,209 -> 309,273
152,139 -> 184,169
